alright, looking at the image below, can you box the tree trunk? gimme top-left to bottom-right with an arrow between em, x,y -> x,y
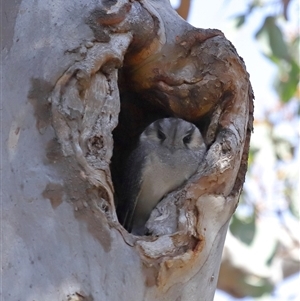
2,0 -> 253,300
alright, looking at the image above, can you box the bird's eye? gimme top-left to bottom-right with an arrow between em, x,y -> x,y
157,129 -> 166,140
183,134 -> 192,144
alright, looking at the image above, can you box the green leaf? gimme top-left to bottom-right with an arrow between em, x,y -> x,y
256,16 -> 290,61
248,147 -> 259,167
235,14 -> 246,28
276,60 -> 300,102
244,277 -> 274,297
232,1 -> 260,28
230,213 -> 256,245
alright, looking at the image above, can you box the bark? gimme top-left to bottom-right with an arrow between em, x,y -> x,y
176,0 -> 192,20
2,0 -> 253,300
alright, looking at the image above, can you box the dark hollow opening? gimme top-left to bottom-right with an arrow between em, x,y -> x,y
111,90 -> 171,216
111,71 -> 213,234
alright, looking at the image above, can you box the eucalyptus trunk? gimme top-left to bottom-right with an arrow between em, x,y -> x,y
2,0 -> 253,300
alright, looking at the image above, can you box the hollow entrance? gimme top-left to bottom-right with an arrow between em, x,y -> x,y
111,71 -> 212,234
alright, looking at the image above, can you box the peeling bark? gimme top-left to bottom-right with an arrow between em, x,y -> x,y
2,0 -> 253,300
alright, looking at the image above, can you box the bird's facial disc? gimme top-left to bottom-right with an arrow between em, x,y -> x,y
140,118 -> 204,152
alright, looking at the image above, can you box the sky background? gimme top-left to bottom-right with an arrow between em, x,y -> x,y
170,0 -> 300,300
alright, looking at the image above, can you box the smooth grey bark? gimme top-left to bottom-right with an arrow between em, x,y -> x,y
2,2 -> 141,301
1,0 -> 253,300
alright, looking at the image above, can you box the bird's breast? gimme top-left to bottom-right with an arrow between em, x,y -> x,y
135,150 -> 198,216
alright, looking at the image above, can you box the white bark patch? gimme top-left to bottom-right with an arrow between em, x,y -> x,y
137,236 -> 175,258
8,121 -> 21,161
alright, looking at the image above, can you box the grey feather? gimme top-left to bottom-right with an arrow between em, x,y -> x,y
120,118 -> 206,235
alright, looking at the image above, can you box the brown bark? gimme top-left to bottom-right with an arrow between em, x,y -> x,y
176,0 -> 192,20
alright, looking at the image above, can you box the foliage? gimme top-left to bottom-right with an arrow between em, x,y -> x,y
233,0 -> 299,103
228,0 -> 299,299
